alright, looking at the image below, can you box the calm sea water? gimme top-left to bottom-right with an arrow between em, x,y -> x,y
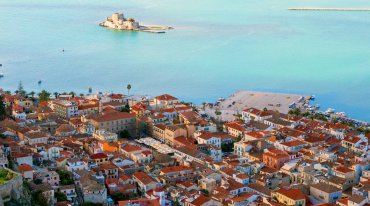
0,0 -> 370,121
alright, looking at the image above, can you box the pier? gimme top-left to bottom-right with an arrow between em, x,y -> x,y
289,8 -> 370,11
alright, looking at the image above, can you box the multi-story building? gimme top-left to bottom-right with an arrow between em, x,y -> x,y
36,171 -> 60,188
164,124 -> 194,145
66,159 -> 88,172
158,165 -> 195,184
154,94 -> 178,108
224,121 -> 246,138
197,132 -> 222,148
262,148 -> 290,169
84,110 -> 136,136
53,100 -> 79,119
93,129 -> 118,142
59,184 -> 77,202
24,131 -> 49,145
132,172 -> 158,192
310,182 -> 342,203
90,153 -> 109,166
92,162 -> 119,179
242,108 -> 273,122
272,188 -> 306,206
153,124 -> 166,142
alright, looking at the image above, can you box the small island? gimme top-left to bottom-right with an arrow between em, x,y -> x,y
100,12 -> 173,33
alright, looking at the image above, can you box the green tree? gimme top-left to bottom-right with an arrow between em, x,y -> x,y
38,90 -> 51,102
69,91 -> 75,98
54,92 -> 59,99
33,179 -> 42,185
32,190 -> 48,206
173,200 -> 181,206
0,96 -> 6,120
111,192 -> 127,203
121,104 -> 130,112
221,142 -> 234,152
127,84 -> 131,96
29,91 -> 36,98
173,117 -> 180,124
138,121 -> 147,136
200,189 -> 209,196
236,134 -> 242,142
119,130 -> 130,139
288,108 -> 301,116
55,191 -> 67,202
17,81 -> 27,97
56,169 -> 74,185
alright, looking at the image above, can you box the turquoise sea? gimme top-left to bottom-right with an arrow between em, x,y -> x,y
0,0 -> 370,121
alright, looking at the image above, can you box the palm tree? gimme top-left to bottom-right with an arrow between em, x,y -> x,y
127,84 -> 132,96
29,91 -> 35,97
54,92 -> 59,99
69,91 -> 75,98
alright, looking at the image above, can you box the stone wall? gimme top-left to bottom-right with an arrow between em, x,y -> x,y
0,168 -> 23,205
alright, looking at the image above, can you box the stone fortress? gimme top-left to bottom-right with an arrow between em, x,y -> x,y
100,13 -> 140,30
100,12 -> 172,33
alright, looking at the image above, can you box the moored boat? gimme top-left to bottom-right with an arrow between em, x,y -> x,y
325,108 -> 335,114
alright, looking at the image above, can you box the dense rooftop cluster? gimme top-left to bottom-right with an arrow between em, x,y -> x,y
0,88 -> 370,206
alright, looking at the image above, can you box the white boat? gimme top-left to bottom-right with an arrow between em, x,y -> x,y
298,96 -> 304,102
325,108 -> 335,114
289,102 -> 296,108
336,112 -> 346,117
309,95 -> 316,100
0,73 -> 4,78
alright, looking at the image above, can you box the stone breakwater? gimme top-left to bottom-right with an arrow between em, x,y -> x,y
100,12 -> 173,33
289,8 -> 370,11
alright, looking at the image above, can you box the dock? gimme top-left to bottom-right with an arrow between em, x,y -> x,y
202,91 -> 308,122
289,8 -> 370,11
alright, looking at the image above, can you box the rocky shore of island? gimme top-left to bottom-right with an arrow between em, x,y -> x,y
100,12 -> 173,33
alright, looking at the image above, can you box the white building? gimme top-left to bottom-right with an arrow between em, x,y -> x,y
66,159 -> 88,172
93,129 -> 118,142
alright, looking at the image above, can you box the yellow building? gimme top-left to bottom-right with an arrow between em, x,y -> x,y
14,97 -> 33,108
153,124 -> 166,142
272,188 -> 306,206
84,110 -> 136,136
164,124 -> 195,146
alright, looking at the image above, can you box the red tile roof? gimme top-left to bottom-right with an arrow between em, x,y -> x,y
276,188 -> 305,200
90,152 -> 108,159
121,144 -> 142,153
335,166 -> 354,174
155,94 -> 178,101
18,164 -> 33,172
160,165 -> 193,174
89,111 -> 135,122
133,172 -> 156,185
